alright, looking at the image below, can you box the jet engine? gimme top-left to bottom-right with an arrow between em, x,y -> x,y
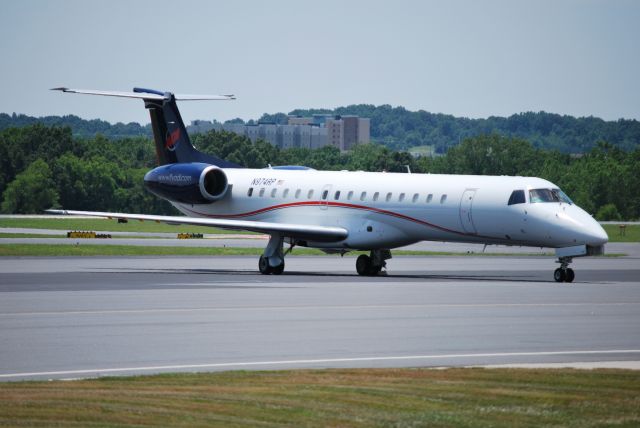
144,163 -> 228,204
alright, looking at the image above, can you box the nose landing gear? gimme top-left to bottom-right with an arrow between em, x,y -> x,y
554,257 -> 575,283
258,234 -> 286,275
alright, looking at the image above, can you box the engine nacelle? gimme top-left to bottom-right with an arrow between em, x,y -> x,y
144,163 -> 228,204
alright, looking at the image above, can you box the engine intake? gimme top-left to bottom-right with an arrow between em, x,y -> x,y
144,163 -> 228,204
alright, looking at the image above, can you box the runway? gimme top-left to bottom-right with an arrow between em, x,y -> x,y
1,255 -> 639,380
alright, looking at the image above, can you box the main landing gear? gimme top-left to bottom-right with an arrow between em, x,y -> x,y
554,256 -> 575,283
258,234 -> 287,275
356,249 -> 392,276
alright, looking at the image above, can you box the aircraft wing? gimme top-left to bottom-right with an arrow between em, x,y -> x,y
46,209 -> 348,242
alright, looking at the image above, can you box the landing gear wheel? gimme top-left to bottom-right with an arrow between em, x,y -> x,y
258,255 -> 272,275
272,261 -> 285,275
368,265 -> 382,276
356,254 -> 382,276
356,254 -> 372,276
554,268 -> 565,283
565,268 -> 575,283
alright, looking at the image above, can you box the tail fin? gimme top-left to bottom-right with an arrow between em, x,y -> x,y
51,87 -> 241,167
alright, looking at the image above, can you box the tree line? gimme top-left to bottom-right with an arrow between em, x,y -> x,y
3,108 -> 639,155
0,125 -> 638,220
285,106 -> 640,153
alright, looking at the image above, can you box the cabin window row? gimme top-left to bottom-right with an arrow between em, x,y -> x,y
247,187 -> 447,204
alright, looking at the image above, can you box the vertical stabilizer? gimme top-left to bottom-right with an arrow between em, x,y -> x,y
135,88 -> 240,167
52,86 -> 241,168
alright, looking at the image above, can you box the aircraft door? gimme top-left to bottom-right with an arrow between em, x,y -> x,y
320,184 -> 332,210
459,189 -> 477,234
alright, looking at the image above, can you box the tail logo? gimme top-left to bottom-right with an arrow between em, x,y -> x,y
165,128 -> 180,152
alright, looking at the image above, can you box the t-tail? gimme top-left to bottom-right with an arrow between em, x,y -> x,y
51,87 -> 241,168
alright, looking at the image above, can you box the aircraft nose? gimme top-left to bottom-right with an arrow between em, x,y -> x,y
570,206 -> 608,246
587,220 -> 609,246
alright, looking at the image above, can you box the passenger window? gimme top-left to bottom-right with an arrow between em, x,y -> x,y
508,190 -> 525,205
386,192 -> 392,202
347,191 -> 354,200
295,189 -> 301,198
271,188 -> 277,198
307,189 -> 314,199
412,193 -> 419,203
322,190 -> 329,200
283,188 -> 289,198
440,194 -> 447,204
398,193 -> 405,202
426,194 -> 433,203
373,192 -> 379,201
259,188 -> 265,197
360,191 -> 367,201
334,190 -> 341,200
247,187 -> 253,197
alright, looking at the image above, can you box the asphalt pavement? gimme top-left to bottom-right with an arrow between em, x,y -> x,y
1,255 -> 639,381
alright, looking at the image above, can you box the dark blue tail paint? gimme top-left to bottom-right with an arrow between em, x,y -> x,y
133,87 -> 166,97
140,89 -> 241,168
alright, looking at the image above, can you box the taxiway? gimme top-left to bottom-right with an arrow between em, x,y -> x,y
1,255 -> 639,381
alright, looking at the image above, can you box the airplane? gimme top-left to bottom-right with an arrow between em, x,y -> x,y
48,87 -> 608,282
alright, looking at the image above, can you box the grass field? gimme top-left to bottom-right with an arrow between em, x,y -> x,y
0,368 -> 638,427
602,224 -> 640,243
0,217 -> 255,235
0,244 -> 323,257
0,244 -> 571,257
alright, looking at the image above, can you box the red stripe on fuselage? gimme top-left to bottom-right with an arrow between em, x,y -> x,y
181,201 -> 479,237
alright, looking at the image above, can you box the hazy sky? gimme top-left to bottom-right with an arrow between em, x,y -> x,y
1,0 -> 638,125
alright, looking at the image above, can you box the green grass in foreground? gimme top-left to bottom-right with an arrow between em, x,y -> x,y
0,368 -> 638,427
0,217 -> 255,235
0,244 -> 575,257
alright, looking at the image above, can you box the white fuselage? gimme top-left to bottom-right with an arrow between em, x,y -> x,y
173,168 -> 608,251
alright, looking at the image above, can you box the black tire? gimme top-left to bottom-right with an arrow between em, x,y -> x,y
272,261 -> 285,275
565,268 -> 575,283
554,268 -> 565,283
367,264 -> 382,276
258,255 -> 272,275
356,254 -> 371,276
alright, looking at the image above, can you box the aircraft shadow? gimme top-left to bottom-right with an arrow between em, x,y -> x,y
93,267 -> 553,284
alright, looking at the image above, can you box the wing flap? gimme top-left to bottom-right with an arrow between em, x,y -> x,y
46,210 -> 348,242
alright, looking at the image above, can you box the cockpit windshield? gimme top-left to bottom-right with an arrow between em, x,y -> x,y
529,188 -> 573,204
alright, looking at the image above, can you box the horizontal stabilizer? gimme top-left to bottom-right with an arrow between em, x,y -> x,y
51,87 -> 235,101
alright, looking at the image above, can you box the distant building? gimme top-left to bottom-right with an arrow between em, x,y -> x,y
189,120 -> 218,134
278,125 -> 296,149
287,116 -> 313,125
187,112 -> 370,152
295,125 -> 311,149
325,117 -> 344,150
310,126 -> 327,149
246,124 -> 260,142
259,124 -> 278,147
342,116 -> 359,151
357,118 -> 370,145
